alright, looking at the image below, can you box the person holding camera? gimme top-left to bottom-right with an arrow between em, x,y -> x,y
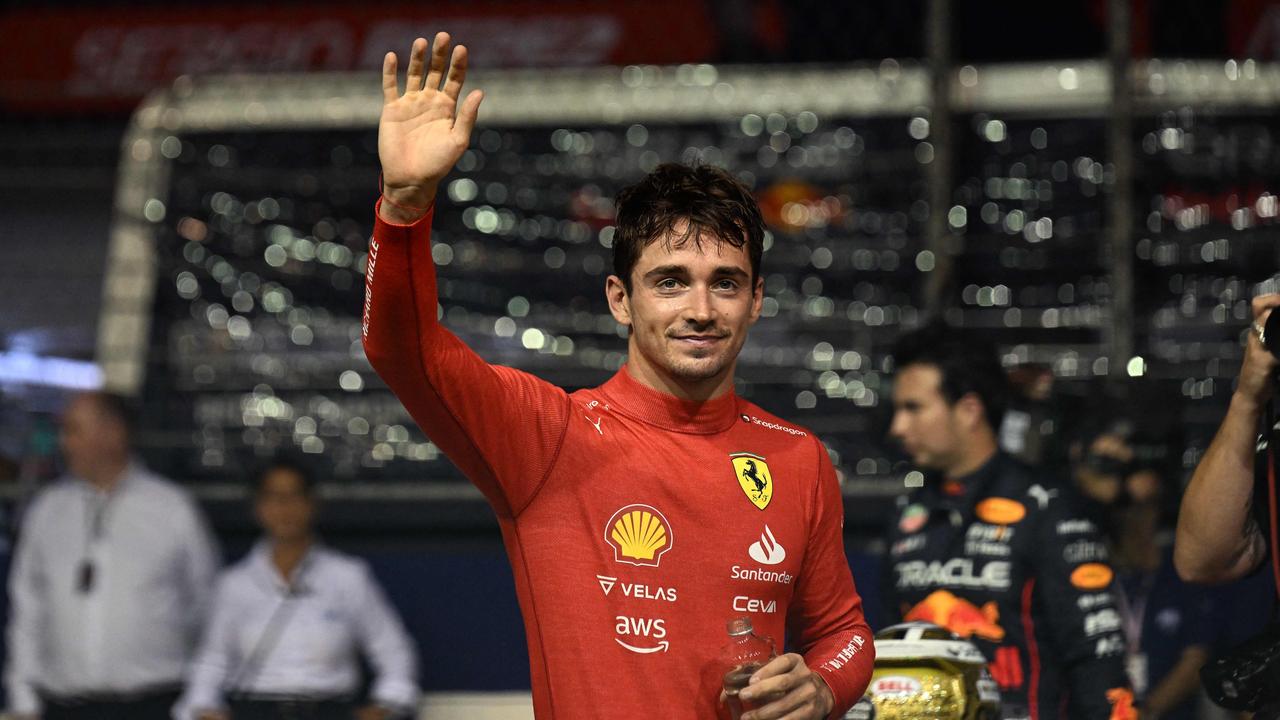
1174,294 -> 1280,585
1174,294 -> 1280,715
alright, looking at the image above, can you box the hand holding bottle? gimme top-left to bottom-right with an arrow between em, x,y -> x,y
719,617 -> 837,720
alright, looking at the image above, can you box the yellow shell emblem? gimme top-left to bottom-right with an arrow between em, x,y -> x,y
730,452 -> 773,510
605,504 -> 673,567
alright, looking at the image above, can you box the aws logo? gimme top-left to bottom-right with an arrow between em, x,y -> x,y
614,615 -> 669,654
605,504 -> 673,567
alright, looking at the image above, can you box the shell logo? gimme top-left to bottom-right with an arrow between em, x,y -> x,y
975,497 -> 1026,525
605,504 -> 673,567
1071,563 -> 1114,590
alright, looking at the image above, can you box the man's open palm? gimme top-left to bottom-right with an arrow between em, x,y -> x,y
378,32 -> 483,204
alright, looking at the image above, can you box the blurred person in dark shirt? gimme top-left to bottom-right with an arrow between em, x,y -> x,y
1071,418 -> 1214,720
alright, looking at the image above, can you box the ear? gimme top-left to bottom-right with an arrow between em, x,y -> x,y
748,275 -> 764,325
955,392 -> 987,431
605,275 -> 632,327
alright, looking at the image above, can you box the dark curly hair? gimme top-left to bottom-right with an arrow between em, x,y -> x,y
612,163 -> 765,290
892,323 -> 1010,431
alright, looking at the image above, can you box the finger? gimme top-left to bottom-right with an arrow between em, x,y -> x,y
442,44 -> 468,101
741,684 -> 811,720
381,52 -> 399,104
742,656 -> 803,703
425,31 -> 452,91
742,671 -> 797,704
452,89 -> 484,142
750,653 -> 800,682
1253,294 -> 1280,319
774,706 -> 821,720
404,37 -> 428,92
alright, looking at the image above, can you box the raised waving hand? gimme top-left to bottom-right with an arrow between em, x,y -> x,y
378,32 -> 483,221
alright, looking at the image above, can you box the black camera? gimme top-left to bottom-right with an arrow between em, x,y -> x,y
1263,308 -> 1280,360
1202,622 -> 1280,712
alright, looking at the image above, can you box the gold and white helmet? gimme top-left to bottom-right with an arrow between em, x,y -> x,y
845,622 -> 1001,720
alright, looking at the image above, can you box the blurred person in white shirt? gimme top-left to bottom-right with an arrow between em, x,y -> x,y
176,457 -> 419,720
5,391 -> 220,720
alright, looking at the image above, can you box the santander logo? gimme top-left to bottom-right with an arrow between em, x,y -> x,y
748,525 -> 787,566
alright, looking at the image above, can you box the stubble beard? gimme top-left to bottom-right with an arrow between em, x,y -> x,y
667,352 -> 731,381
664,334 -> 740,382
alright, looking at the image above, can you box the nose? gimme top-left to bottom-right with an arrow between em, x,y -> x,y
684,286 -> 715,326
889,411 -> 907,440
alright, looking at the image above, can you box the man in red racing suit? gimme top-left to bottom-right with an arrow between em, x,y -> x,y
362,33 -> 873,719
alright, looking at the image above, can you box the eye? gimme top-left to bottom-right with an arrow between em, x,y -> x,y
714,279 -> 739,290
656,278 -> 682,290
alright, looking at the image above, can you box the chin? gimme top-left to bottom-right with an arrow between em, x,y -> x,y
667,356 -> 730,382
909,453 -> 937,470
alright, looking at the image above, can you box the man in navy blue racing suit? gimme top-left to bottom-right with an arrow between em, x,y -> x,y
881,325 -> 1135,720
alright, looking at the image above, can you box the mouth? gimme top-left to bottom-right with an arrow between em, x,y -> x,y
671,334 -> 726,349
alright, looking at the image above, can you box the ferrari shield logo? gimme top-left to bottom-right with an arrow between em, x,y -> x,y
731,452 -> 773,510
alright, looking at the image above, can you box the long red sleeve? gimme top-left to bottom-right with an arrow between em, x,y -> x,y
361,203 -> 571,516
788,436 -> 875,715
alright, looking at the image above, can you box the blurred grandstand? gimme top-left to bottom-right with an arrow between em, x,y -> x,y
91,60 -> 1280,533
2,2 -> 1280,713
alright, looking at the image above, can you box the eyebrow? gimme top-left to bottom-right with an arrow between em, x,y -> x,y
642,265 -> 751,281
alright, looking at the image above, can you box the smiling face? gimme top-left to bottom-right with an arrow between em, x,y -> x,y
606,224 -> 763,399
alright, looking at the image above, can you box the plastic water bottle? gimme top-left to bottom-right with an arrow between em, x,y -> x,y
721,617 -> 776,719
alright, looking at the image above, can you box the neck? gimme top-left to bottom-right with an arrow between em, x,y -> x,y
271,537 -> 312,582
85,456 -> 129,492
1116,506 -> 1161,571
624,345 -> 735,403
946,434 -> 999,480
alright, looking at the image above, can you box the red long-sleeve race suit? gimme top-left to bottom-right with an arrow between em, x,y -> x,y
362,204 -> 874,718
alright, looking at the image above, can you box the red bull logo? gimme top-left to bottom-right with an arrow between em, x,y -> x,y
905,589 -> 1006,642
